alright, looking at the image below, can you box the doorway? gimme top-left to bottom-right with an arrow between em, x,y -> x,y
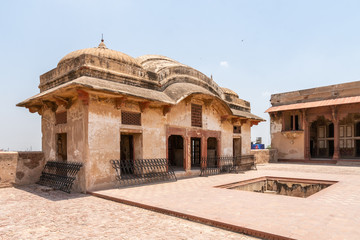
207,138 -> 217,158
356,140 -> 360,157
207,138 -> 218,167
328,140 -> 334,158
191,138 -> 201,167
233,138 -> 241,157
168,135 -> 184,169
120,134 -> 134,174
56,133 -> 67,162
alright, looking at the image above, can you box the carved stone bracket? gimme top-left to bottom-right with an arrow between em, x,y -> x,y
42,100 -> 58,112
331,106 -> 338,122
54,96 -> 73,109
163,105 -> 172,116
231,117 -> 240,124
240,119 -> 247,125
250,121 -> 259,127
139,101 -> 150,113
221,115 -> 229,123
114,97 -> 127,109
77,89 -> 89,105
28,105 -> 43,115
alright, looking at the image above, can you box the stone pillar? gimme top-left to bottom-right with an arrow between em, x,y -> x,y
200,136 -> 207,169
303,111 -> 310,160
282,113 -> 285,131
333,119 -> 340,160
184,136 -> 190,171
332,107 -> 340,160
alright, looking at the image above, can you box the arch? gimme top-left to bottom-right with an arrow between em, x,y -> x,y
310,116 -> 334,158
168,91 -> 233,117
137,55 -> 224,98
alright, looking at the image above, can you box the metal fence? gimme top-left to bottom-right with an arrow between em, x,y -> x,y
110,158 -> 177,187
37,161 -> 83,193
200,155 -> 256,176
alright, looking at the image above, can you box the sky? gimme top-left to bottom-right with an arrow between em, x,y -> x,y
1,0 -> 360,151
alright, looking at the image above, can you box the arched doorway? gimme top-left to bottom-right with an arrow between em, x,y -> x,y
168,135 -> 184,169
338,114 -> 360,158
310,117 -> 334,158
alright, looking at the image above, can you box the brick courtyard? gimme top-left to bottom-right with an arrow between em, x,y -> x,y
92,163 -> 360,240
1,163 -> 360,239
0,185 -> 256,240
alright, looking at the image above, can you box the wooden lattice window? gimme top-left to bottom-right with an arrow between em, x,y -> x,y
191,104 -> 202,127
122,111 -> 141,126
56,111 -> 67,125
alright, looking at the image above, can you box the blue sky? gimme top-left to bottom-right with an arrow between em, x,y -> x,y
1,0 -> 360,150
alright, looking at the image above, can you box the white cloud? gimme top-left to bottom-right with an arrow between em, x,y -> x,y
220,61 -> 229,68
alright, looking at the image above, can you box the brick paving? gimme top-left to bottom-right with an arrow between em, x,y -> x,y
0,185 -> 257,240
93,163 -> 360,240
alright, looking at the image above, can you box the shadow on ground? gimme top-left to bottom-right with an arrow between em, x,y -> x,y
14,184 -> 89,202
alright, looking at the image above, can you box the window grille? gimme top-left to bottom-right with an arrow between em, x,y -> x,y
191,104 -> 202,127
122,111 -> 141,126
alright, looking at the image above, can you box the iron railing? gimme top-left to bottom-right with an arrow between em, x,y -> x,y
110,158 -> 177,187
37,161 -> 83,193
200,155 -> 256,176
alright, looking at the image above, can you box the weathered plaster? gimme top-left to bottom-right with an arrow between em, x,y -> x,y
0,152 -> 17,187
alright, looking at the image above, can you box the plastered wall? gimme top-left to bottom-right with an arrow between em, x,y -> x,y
270,116 -> 304,159
0,152 -> 45,188
41,101 -> 88,192
41,95 -> 254,191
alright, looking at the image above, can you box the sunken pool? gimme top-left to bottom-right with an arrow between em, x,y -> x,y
217,176 -> 337,198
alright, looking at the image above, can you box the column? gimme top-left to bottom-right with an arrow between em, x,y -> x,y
303,110 -> 311,160
185,136 -> 190,171
304,120 -> 310,160
333,118 -> 340,160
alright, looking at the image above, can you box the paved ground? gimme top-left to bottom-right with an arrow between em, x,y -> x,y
93,163 -> 360,240
0,185 -> 257,240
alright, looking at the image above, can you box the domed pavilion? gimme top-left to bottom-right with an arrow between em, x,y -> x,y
17,40 -> 264,191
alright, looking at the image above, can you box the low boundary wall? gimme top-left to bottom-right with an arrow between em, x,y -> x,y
250,149 -> 278,164
0,151 -> 45,188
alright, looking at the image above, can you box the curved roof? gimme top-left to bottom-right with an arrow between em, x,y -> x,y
221,87 -> 239,98
136,55 -> 186,73
58,41 -> 141,67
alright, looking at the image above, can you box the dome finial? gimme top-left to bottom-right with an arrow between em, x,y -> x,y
98,34 -> 107,49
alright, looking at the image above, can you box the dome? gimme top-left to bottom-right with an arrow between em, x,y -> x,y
58,40 -> 141,67
136,55 -> 186,73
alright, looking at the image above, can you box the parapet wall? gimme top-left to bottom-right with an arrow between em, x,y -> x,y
0,151 -> 45,188
0,152 -> 18,187
17,152 -> 45,185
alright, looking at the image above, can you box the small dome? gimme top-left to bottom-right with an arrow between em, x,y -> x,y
136,54 -> 186,73
222,87 -> 239,98
58,40 -> 141,67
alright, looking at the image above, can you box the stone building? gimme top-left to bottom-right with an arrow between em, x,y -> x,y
17,40 -> 263,191
266,81 -> 360,163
